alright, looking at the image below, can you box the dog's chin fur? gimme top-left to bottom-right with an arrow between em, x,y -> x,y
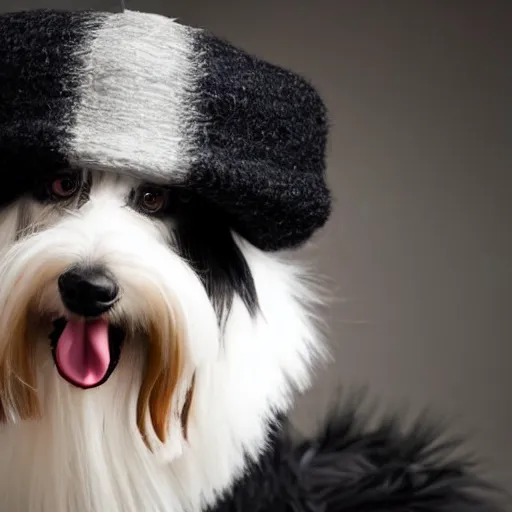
0,172 -> 324,512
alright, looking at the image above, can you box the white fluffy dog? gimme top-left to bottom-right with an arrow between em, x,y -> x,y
0,9 -> 497,512
0,169 -> 322,512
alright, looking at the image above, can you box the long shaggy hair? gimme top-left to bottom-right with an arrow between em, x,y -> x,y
0,169 -> 323,512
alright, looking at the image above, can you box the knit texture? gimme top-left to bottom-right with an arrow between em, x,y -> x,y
0,9 -> 331,251
190,33 -> 331,250
0,10 -> 104,205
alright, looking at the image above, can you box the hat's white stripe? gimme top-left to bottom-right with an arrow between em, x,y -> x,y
69,10 -> 198,183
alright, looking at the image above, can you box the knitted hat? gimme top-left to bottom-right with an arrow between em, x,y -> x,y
0,9 -> 331,251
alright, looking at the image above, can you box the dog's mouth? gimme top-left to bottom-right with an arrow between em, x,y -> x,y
49,317 -> 125,389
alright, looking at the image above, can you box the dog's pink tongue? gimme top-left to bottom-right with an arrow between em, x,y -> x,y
55,318 -> 110,388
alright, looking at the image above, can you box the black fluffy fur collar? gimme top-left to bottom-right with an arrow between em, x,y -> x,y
208,400 -> 505,512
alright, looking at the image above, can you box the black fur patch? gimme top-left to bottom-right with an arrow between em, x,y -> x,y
209,402 -> 505,512
0,10 -> 105,207
189,32 -> 331,252
171,188 -> 258,321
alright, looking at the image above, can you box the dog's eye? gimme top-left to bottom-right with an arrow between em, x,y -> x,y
138,187 -> 167,214
49,173 -> 80,200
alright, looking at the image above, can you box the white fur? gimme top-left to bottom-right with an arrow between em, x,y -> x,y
0,172 -> 324,512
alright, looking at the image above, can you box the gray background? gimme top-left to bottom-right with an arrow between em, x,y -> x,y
2,0 -> 511,502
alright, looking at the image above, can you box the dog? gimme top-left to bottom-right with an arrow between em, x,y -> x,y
0,9 -> 503,512
0,168 -> 323,512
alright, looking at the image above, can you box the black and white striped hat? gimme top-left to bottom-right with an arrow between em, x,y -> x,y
0,9 -> 331,251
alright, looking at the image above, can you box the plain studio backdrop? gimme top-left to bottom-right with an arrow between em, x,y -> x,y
2,0 -> 511,503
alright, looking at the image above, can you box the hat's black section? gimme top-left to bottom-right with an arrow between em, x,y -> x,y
189,33 -> 331,251
0,10 -> 104,207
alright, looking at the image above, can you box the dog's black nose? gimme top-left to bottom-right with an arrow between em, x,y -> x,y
58,266 -> 119,317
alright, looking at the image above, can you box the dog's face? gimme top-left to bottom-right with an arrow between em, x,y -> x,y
0,168 -> 322,509
0,169 -> 230,442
